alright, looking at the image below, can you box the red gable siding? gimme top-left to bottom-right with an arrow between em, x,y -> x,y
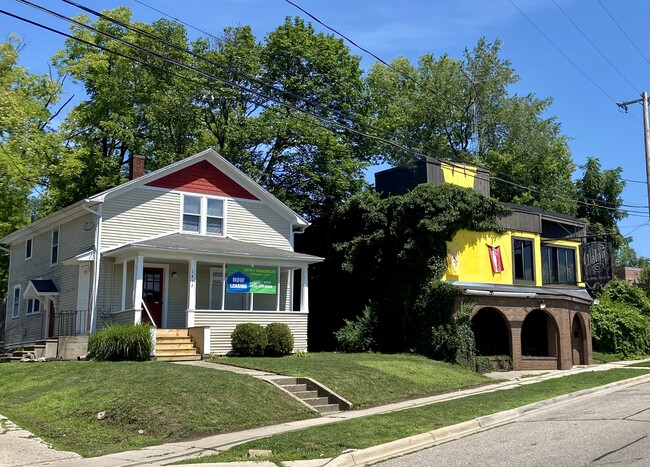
146,160 -> 258,200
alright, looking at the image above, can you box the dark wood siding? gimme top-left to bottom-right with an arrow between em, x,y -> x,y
497,211 -> 541,234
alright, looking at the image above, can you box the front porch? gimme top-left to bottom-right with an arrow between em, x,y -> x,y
97,233 -> 320,356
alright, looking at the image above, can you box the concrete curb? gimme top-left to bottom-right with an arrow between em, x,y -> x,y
323,372 -> 650,467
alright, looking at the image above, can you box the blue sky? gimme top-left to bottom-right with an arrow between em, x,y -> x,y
2,0 -> 649,256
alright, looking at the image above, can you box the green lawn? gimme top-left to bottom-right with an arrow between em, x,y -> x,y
210,352 -> 491,407
184,368 -> 650,465
627,361 -> 650,368
591,351 -> 625,363
0,361 -> 316,457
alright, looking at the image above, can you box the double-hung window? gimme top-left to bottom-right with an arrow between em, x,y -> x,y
26,299 -> 41,315
513,238 -> 534,283
25,238 -> 33,260
181,195 -> 224,235
542,245 -> 577,285
12,285 -> 20,318
51,228 -> 59,265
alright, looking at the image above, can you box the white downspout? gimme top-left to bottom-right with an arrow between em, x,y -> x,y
83,203 -> 103,333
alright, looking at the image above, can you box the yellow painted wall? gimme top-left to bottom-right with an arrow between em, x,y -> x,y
442,229 -> 584,287
441,163 -> 477,189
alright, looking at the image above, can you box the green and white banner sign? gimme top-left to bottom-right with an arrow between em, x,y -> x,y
226,265 -> 277,294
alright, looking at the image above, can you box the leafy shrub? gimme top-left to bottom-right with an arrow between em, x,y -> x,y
473,355 -> 493,373
335,306 -> 378,353
493,355 -> 513,371
265,322 -> 294,356
600,279 -> 650,315
430,302 -> 476,368
591,301 -> 650,357
231,323 -> 267,356
88,323 -> 153,361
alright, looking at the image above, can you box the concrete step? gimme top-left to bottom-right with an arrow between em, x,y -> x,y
0,356 -> 23,363
304,397 -> 331,406
273,377 -> 299,385
312,404 -> 340,414
282,384 -> 308,393
293,390 -> 319,399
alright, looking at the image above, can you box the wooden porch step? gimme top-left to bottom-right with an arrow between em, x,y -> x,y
156,329 -> 189,338
156,337 -> 193,344
156,354 -> 202,362
156,342 -> 197,351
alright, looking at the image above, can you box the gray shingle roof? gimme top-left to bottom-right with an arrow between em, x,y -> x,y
29,279 -> 59,294
127,233 -> 323,263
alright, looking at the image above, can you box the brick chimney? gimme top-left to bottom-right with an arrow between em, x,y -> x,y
129,154 -> 145,180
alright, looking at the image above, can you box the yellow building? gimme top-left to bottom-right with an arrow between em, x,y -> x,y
376,158 -> 592,370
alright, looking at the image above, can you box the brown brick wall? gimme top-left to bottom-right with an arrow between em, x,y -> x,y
464,294 -> 591,371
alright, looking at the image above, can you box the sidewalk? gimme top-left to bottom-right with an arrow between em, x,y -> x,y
2,359 -> 648,467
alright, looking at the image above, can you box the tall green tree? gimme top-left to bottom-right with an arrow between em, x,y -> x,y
575,157 -> 626,250
0,39 -> 64,298
49,7 -> 201,211
365,38 -> 576,214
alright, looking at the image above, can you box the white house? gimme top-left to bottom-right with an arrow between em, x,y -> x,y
1,149 -> 322,358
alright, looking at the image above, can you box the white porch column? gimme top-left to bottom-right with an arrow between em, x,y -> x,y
187,259 -> 197,327
133,255 -> 144,324
276,266 -> 281,312
120,259 -> 127,311
300,266 -> 309,312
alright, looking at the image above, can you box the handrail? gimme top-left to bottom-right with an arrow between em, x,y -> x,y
141,300 -> 157,328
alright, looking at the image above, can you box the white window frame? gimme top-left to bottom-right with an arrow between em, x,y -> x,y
25,237 -> 33,261
180,194 -> 225,236
12,285 -> 21,319
51,227 -> 59,266
26,298 -> 41,315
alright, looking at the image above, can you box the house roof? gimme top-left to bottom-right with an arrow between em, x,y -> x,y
0,148 -> 310,245
103,233 -> 324,264
24,279 -> 59,300
500,202 -> 584,226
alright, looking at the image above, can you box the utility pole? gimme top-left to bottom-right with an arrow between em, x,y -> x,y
617,92 -> 650,240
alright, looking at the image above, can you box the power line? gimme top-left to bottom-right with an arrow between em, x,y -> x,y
551,0 -> 641,95
3,3 -> 644,223
508,0 -> 618,105
596,0 -> 650,65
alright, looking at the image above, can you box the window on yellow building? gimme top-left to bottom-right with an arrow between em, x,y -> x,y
513,238 -> 534,283
542,245 -> 577,285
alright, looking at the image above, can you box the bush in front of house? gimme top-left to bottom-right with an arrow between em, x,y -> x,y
265,322 -> 294,356
430,301 -> 476,369
88,323 -> 153,361
591,301 -> 650,357
231,323 -> 268,356
335,306 -> 378,353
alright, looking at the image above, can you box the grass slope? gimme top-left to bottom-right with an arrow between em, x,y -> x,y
187,368 -> 649,465
0,361 -> 316,457
211,353 -> 490,407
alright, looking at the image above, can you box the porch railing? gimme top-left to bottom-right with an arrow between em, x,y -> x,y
52,310 -> 90,337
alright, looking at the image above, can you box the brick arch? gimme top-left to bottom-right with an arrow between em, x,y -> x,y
521,309 -> 560,358
571,312 -> 588,365
471,307 -> 512,357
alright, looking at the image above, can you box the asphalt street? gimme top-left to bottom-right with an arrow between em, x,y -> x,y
377,380 -> 650,467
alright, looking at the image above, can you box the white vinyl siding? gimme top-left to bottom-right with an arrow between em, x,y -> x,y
102,188 -> 180,248
194,311 -> 308,355
4,213 -> 96,347
226,199 -> 292,250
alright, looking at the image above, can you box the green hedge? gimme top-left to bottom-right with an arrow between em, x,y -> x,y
231,323 -> 268,356
591,301 -> 650,357
88,323 -> 153,361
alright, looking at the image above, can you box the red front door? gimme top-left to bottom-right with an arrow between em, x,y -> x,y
143,268 -> 163,327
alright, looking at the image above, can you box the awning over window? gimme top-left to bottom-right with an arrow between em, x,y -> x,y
24,279 -> 59,300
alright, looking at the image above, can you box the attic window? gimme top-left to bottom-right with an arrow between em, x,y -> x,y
181,194 -> 224,236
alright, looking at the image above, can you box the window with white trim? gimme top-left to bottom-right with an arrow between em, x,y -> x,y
26,298 -> 41,315
12,285 -> 20,319
25,238 -> 33,260
51,228 -> 59,265
181,195 -> 224,235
